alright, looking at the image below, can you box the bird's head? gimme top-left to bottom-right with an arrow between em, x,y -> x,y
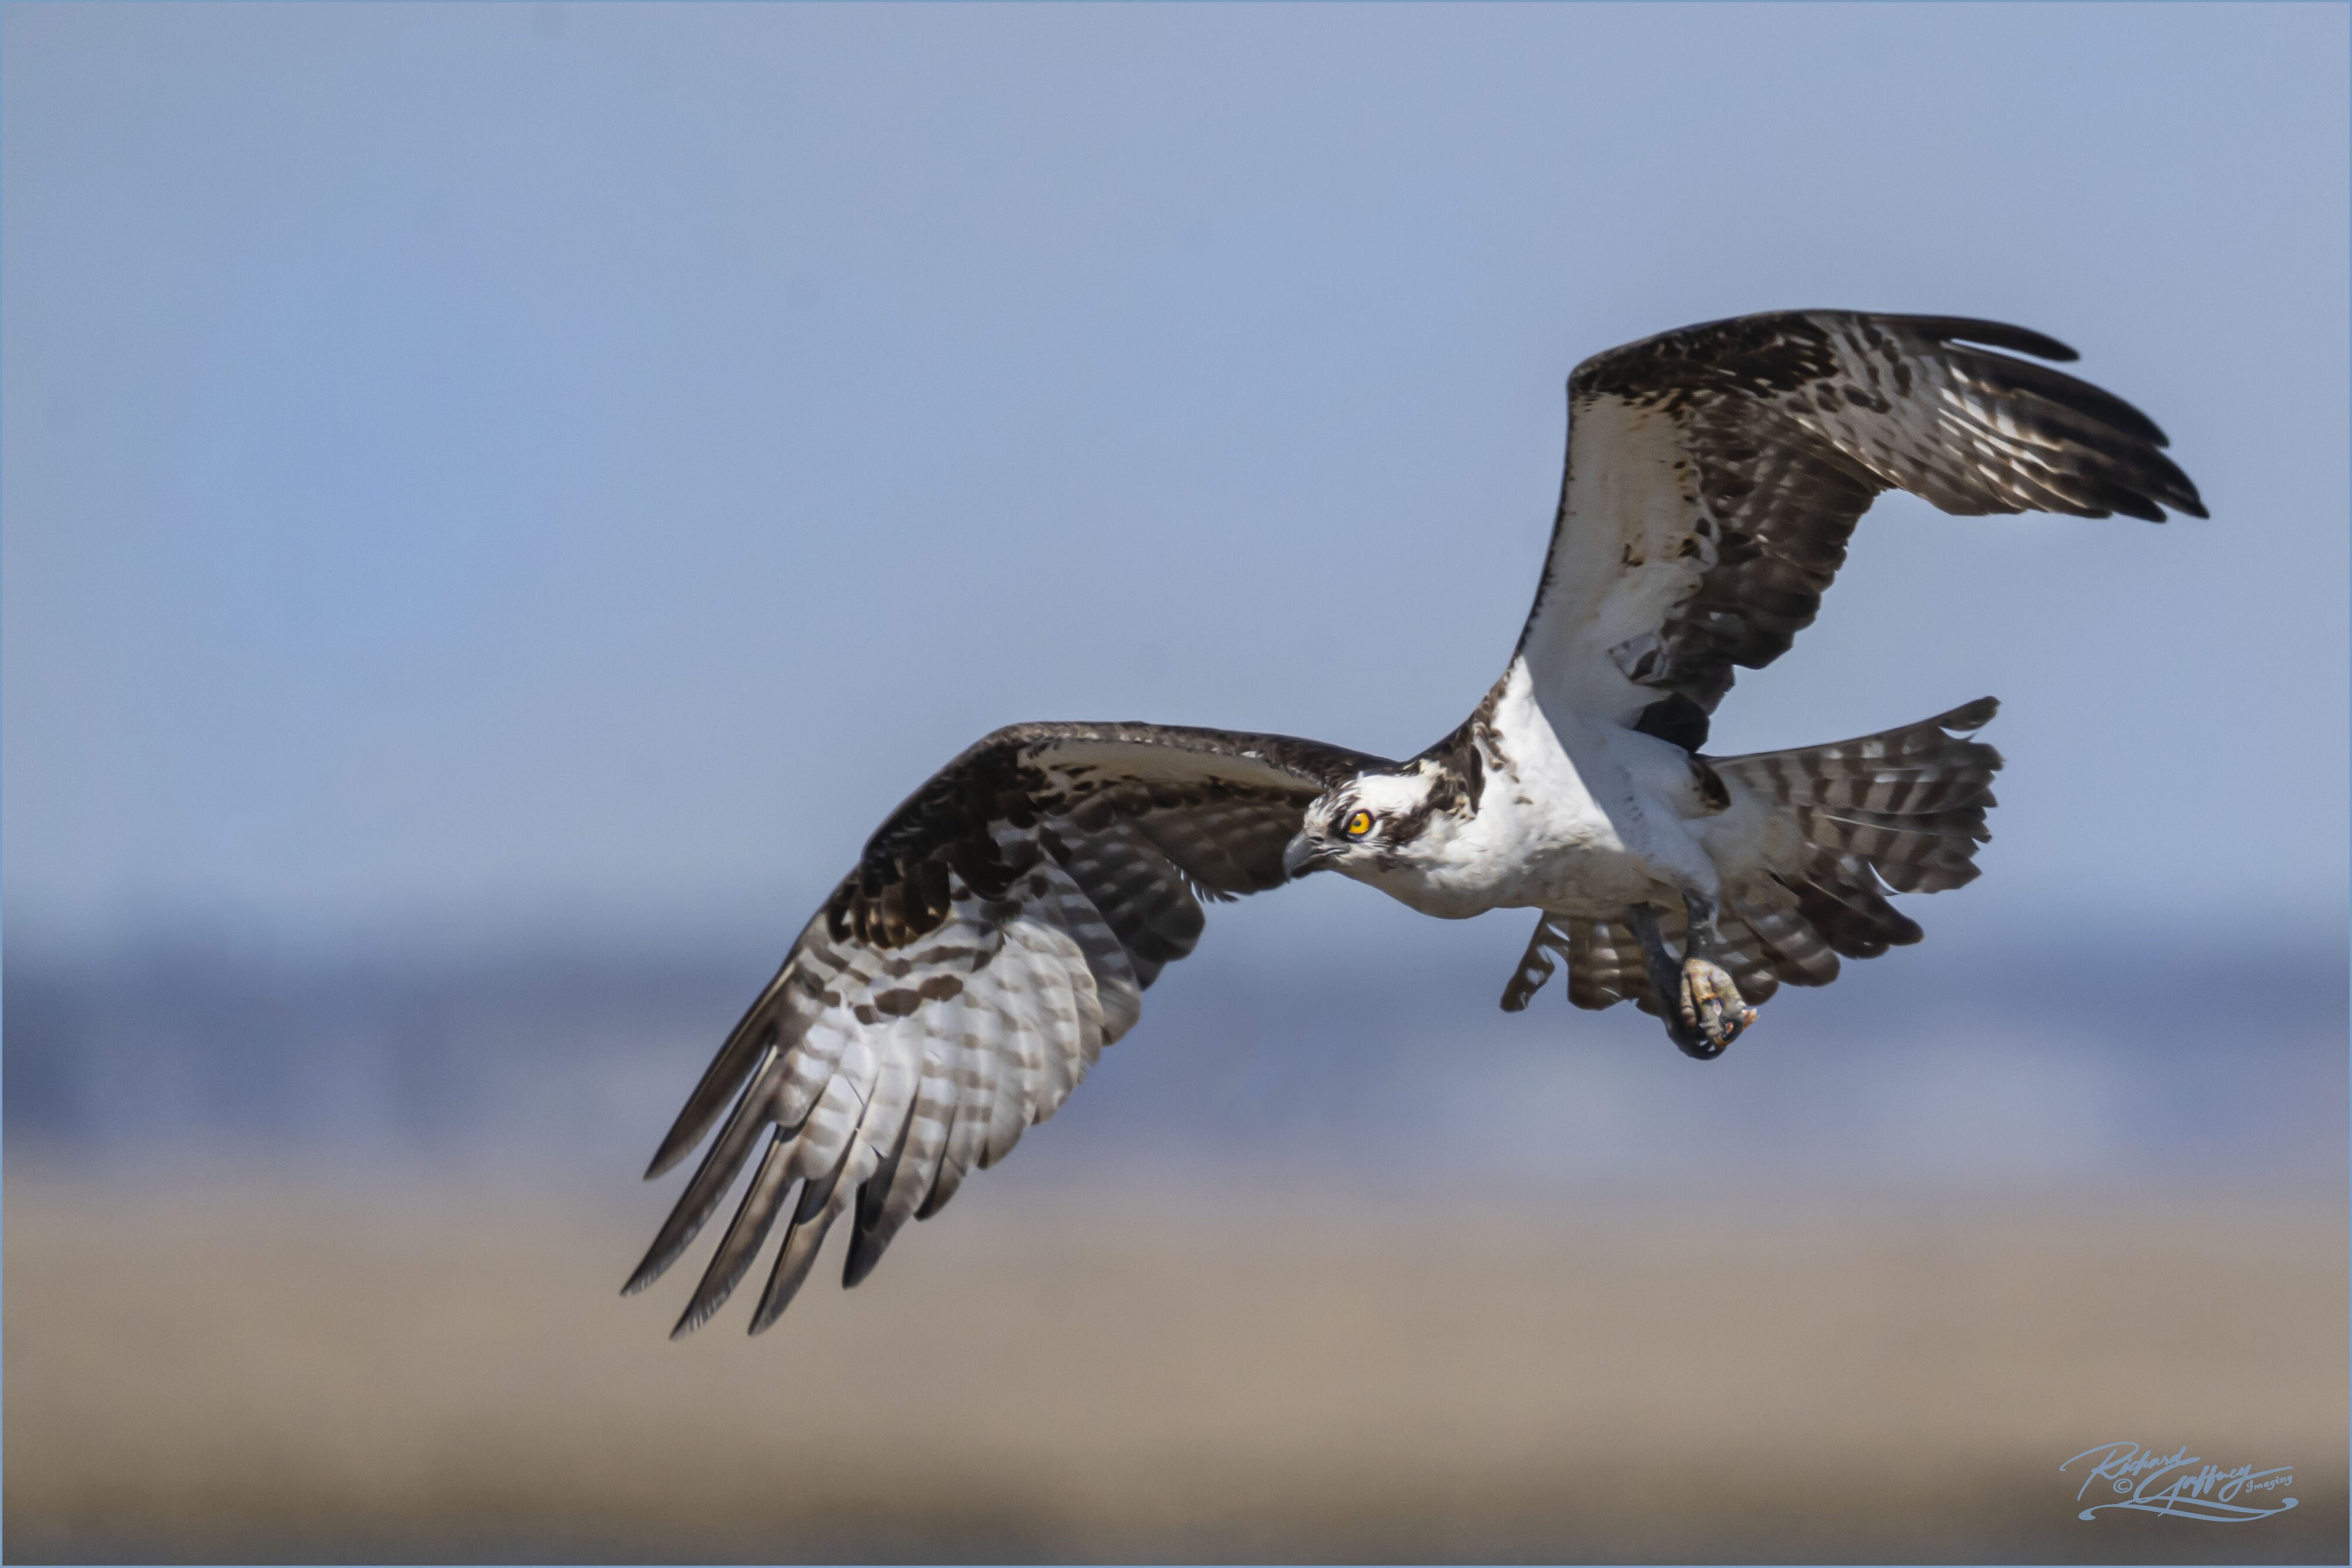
1282,763 -> 1462,886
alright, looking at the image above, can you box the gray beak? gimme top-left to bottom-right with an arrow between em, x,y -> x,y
1282,833 -> 1334,879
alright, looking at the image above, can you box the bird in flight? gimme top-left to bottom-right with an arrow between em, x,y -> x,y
626,310 -> 2203,1335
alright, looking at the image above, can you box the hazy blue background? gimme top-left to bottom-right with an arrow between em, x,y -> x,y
0,0 -> 2344,1206
7,2 -> 2346,1194
5,10 -> 2346,1563
8,1 -> 2347,952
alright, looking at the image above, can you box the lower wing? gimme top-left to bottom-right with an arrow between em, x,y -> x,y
624,722 -> 1387,1335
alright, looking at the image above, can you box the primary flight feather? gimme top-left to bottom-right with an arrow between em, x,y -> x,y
627,309 -> 2204,1334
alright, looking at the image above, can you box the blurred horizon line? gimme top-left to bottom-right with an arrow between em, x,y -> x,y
8,905 -> 2341,1204
9,883 -> 2347,974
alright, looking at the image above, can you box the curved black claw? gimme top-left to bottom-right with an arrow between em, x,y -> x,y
1671,1021 -> 1728,1061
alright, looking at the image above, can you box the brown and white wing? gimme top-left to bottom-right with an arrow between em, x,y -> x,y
624,722 -> 1386,1335
1518,310 -> 2207,748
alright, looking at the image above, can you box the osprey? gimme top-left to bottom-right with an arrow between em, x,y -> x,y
627,310 -> 2203,1335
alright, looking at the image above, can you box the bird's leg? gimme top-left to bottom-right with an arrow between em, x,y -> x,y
1623,897 -> 1754,1060
1624,903 -> 1712,1058
1677,891 -> 1756,1056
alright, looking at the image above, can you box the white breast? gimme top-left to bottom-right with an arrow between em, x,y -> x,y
1372,657 -> 1720,920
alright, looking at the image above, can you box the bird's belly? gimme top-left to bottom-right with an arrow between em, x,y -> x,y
1370,667 -> 1717,921
1408,709 -> 1702,918
1513,838 -> 1673,915
1382,788 -> 1677,920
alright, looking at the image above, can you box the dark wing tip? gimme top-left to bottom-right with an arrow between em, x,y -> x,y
1936,696 -> 2001,733
620,1252 -> 668,1298
1898,315 -> 2079,363
744,1169 -> 846,1333
1929,335 -> 2207,518
643,999 -> 791,1180
841,1232 -> 886,1289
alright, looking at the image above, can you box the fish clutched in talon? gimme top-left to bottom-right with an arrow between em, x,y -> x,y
1678,958 -> 1757,1057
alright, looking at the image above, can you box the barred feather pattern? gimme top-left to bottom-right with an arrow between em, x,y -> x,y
1530,901 -> 1795,1018
1523,312 -> 2205,747
634,308 -> 2197,1335
1515,698 -> 2001,1017
627,723 -> 1384,1334
1718,695 -> 2002,987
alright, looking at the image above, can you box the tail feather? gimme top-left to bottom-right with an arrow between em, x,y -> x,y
1500,699 -> 2001,1017
1784,858 -> 1923,959
1565,914 -> 1651,1012
1717,697 -> 2001,972
1726,891 -> 1840,989
1548,899 -> 1800,1017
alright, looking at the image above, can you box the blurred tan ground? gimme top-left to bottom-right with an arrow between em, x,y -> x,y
5,1175 -> 2344,1563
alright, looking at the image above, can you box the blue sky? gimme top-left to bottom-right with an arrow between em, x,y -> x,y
5,2 -> 2346,957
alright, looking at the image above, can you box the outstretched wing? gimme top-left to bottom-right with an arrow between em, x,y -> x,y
1518,311 -> 2206,748
626,722 -> 1386,1335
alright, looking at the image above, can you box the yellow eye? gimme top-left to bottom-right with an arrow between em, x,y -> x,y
1343,809 -> 1374,838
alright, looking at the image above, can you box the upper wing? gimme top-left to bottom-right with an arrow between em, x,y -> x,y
625,722 -> 1387,1335
1518,311 -> 2207,747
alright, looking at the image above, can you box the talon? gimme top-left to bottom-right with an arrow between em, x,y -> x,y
1676,958 -> 1751,1054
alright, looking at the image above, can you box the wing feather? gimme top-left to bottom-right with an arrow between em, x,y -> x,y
1521,310 -> 2206,743
630,723 -> 1388,1332
672,1128 -> 798,1339
916,1009 -> 994,1220
844,1025 -> 959,1283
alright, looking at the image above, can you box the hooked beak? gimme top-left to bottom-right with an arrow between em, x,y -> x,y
1282,833 -> 1335,879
